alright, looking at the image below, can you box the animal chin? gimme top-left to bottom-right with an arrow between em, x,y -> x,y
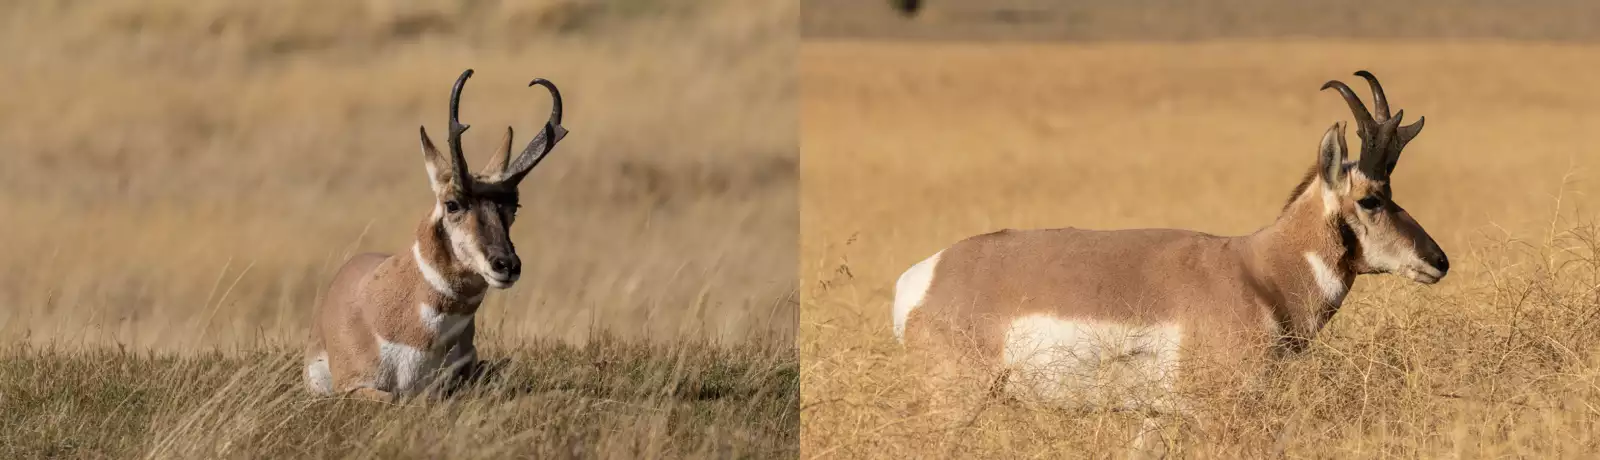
1403,268 -> 1442,285
483,273 -> 516,289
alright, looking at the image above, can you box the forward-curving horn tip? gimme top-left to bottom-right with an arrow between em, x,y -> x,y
527,78 -> 564,125
1352,70 -> 1390,120
448,69 -> 475,130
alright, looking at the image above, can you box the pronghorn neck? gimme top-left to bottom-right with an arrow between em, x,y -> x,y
408,215 -> 489,315
1244,168 -> 1357,343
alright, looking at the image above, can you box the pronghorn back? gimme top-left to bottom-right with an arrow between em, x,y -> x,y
901,227 -> 1272,354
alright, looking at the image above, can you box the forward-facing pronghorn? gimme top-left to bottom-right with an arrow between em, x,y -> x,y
892,71 -> 1447,449
305,69 -> 568,401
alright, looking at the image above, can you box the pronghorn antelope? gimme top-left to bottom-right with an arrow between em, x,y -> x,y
892,71 -> 1446,447
305,69 -> 568,401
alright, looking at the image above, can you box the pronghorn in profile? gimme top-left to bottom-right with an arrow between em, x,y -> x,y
892,71 -> 1446,446
305,69 -> 568,401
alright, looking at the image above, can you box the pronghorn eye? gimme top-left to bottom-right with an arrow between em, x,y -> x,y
1357,197 -> 1383,210
444,200 -> 462,213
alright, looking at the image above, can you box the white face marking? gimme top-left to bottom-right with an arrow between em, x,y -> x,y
1303,251 -> 1347,306
1001,315 -> 1183,411
1352,230 -> 1441,283
413,242 -> 456,298
892,250 -> 942,343
304,352 -> 332,395
442,218 -> 504,288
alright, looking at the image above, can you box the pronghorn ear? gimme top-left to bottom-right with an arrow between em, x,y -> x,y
480,126 -> 514,180
1318,121 -> 1349,191
419,126 -> 456,196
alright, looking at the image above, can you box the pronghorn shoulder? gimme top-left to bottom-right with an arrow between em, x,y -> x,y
342,253 -> 396,285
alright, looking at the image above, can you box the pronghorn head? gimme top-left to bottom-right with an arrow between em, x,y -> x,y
417,69 -> 568,289
1313,71 -> 1448,284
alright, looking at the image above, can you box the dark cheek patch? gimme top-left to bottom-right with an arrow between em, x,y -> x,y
1337,218 -> 1360,255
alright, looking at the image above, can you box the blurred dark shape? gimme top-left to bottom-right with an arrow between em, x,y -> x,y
891,0 -> 922,17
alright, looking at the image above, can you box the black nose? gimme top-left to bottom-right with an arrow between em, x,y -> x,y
1430,252 -> 1449,274
490,255 -> 521,276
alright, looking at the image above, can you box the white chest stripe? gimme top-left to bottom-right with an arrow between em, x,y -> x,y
1303,251 -> 1347,305
413,241 -> 456,299
418,303 -> 474,348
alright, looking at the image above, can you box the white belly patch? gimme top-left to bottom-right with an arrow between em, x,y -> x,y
1001,315 -> 1183,411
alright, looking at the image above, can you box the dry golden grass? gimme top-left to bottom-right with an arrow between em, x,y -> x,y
0,0 -> 796,457
1,338 -> 796,458
0,0 -> 796,348
800,40 -> 1600,458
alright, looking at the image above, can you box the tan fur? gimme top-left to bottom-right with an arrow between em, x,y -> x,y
304,69 -> 567,402
896,120 -> 1447,453
304,220 -> 488,401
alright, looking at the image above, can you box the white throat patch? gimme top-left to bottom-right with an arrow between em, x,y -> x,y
1303,251 -> 1347,305
413,241 -> 456,298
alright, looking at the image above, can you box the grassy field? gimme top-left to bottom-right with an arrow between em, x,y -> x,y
1,339 -> 796,458
799,39 -> 1600,458
0,0 -> 797,457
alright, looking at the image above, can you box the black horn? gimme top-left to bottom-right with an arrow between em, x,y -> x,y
1320,79 -> 1376,137
447,69 -> 475,191
1321,70 -> 1425,180
1354,70 -> 1390,121
502,78 -> 569,184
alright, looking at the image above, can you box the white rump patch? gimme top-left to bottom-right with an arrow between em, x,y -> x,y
413,242 -> 456,298
305,352 -> 333,395
1303,251 -> 1347,305
1001,315 -> 1183,410
892,250 -> 942,343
